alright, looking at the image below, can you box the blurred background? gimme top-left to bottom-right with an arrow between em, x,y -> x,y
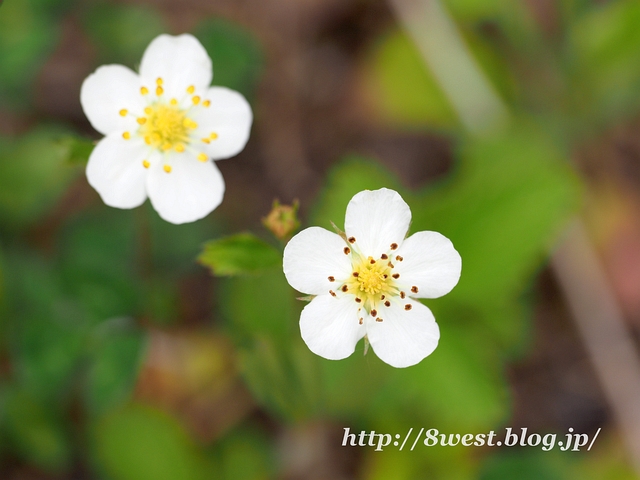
2,0 -> 640,478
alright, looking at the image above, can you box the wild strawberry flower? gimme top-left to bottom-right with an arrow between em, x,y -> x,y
283,188 -> 462,368
80,34 -> 252,224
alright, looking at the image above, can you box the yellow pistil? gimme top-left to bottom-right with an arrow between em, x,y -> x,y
343,255 -> 397,311
138,103 -> 196,152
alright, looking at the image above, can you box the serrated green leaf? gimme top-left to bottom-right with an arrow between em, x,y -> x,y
199,233 -> 281,276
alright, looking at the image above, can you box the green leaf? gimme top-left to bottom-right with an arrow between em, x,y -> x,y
84,318 -> 146,417
194,19 -> 264,99
94,404 -> 205,480
57,134 -> 95,166
82,2 -> 167,66
0,0 -> 60,108
198,232 -> 281,277
0,127 -> 81,229
363,30 -> 458,129
2,387 -> 72,472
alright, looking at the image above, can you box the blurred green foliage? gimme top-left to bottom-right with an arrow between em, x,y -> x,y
1,0 -> 639,478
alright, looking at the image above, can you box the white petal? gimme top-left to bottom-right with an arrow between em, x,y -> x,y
394,231 -> 462,298
283,227 -> 353,296
191,87 -> 253,160
300,294 -> 366,361
366,298 -> 439,368
80,65 -> 142,135
344,188 -> 411,258
146,153 -> 224,224
86,134 -> 148,209
139,34 -> 212,99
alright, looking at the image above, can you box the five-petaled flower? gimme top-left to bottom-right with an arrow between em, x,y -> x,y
80,33 -> 252,224
283,188 -> 462,368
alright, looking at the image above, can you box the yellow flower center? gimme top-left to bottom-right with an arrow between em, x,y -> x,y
140,104 -> 197,152
356,257 -> 389,295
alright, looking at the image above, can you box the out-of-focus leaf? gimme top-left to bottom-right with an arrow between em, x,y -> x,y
0,127 -> 81,229
205,427 -> 274,480
569,1 -> 640,123
58,208 -> 139,322
57,134 -> 95,166
2,388 -> 72,472
410,126 -> 581,318
238,337 -> 321,422
84,318 -> 146,417
194,19 -> 264,99
199,233 -> 281,277
94,404 -> 205,480
479,450 -> 567,480
5,252 -> 89,401
221,266 -> 295,342
82,2 -> 167,66
363,30 -> 458,129
0,0 -> 60,107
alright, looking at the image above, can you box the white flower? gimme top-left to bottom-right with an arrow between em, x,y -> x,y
80,34 -> 253,224
283,188 -> 462,368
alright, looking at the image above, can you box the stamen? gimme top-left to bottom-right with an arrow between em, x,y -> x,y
411,286 -> 418,293
328,276 -> 335,282
201,138 -> 211,144
140,86 -> 149,95
156,86 -> 164,96
210,132 -> 218,140
376,317 -> 383,322
381,295 -> 385,300
388,262 -> 394,268
370,309 -> 377,317
400,291 -> 406,299
355,298 -> 362,303
392,273 -> 400,279
352,272 -> 359,277
384,301 -> 391,307
144,107 -> 153,115
156,77 -> 163,85
359,318 -> 363,325
119,109 -> 128,117
144,136 -> 151,145
344,247 -> 350,255
396,255 -> 403,261
348,236 -> 356,243
197,153 -> 208,162
381,254 -> 388,260
404,304 -> 412,310
390,243 -> 398,250
163,165 -> 172,173
137,117 -> 147,125
369,258 -> 376,264
329,290 -> 336,297
192,96 -> 201,105
202,100 -> 211,107
187,85 -> 195,94
174,144 -> 185,153
170,98 -> 178,106
142,160 -> 150,168
122,132 -> 131,140
341,285 -> 348,292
